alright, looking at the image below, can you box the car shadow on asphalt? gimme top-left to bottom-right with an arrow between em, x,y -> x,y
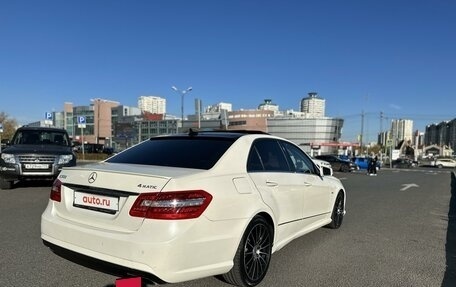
442,171 -> 456,287
16,179 -> 54,188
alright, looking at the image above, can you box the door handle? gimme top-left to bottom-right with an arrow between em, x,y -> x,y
266,181 -> 278,187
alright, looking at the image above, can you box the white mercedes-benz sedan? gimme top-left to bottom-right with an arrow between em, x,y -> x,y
41,130 -> 346,287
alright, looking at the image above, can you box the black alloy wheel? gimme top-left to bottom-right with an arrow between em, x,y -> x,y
223,216 -> 273,287
328,192 -> 344,229
340,164 -> 349,172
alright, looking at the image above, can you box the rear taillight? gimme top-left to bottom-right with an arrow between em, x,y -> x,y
50,179 -> 62,202
129,190 -> 212,220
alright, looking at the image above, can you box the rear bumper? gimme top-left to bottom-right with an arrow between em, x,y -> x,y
41,202 -> 247,283
42,240 -> 165,284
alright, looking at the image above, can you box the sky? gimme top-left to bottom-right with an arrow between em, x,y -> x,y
1,0 -> 455,142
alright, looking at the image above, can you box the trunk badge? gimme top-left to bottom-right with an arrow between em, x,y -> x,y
88,172 -> 97,184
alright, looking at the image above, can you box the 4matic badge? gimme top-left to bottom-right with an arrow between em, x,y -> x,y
137,183 -> 158,189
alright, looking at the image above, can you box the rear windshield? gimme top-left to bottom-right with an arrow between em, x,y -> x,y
106,137 -> 235,170
12,130 -> 70,146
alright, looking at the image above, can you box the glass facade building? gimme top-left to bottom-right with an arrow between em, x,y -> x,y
267,117 -> 344,154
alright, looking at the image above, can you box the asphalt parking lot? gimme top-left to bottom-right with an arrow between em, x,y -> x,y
0,167 -> 455,287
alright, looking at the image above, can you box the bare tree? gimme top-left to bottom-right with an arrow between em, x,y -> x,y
0,112 -> 19,141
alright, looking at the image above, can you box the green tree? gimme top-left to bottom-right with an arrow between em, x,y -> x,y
367,144 -> 383,155
0,112 -> 18,141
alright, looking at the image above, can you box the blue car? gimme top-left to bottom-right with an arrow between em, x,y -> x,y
353,157 -> 381,170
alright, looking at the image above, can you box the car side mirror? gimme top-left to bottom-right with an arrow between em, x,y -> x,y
320,165 -> 333,176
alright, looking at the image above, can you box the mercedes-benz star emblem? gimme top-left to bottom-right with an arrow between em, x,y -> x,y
88,172 -> 97,184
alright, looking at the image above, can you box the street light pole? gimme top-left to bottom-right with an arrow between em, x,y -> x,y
171,86 -> 192,129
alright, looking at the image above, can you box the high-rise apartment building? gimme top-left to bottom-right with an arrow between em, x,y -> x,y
425,118 -> 456,152
300,92 -> 325,118
138,96 -> 166,114
390,119 -> 413,144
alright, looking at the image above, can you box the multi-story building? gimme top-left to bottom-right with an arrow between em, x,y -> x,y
205,102 -> 232,113
425,118 -> 456,153
227,109 -> 274,132
226,98 -> 344,154
195,98 -> 345,154
110,105 -> 143,149
390,119 -> 413,146
138,96 -> 166,114
35,95 -> 349,154
184,102 -> 233,131
63,102 -> 75,139
65,99 -> 119,145
267,116 -> 344,154
189,107 -> 345,155
137,119 -> 179,142
300,92 -> 325,118
258,99 -> 279,114
378,130 -> 391,147
112,105 -> 142,130
413,130 -> 425,149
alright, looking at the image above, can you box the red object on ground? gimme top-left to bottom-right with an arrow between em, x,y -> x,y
116,277 -> 142,287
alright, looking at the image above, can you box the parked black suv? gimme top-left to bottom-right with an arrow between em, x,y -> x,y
0,126 -> 77,189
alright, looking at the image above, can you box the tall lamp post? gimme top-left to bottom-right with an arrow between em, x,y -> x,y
171,86 -> 192,129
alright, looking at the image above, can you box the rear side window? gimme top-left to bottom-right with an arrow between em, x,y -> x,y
106,137 -> 235,170
281,141 -> 317,174
247,139 -> 290,172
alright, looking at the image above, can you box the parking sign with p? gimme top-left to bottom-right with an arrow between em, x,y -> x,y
78,116 -> 86,128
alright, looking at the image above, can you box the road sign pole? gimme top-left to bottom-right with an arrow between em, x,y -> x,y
77,116 -> 87,160
390,145 -> 393,168
81,127 -> 85,161
0,123 -> 3,153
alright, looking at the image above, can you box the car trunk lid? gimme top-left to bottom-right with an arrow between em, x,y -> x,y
52,162 -> 201,232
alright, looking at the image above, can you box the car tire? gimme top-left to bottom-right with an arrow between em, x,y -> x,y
340,164 -> 349,172
222,216 -> 273,287
437,164 -> 443,168
327,192 -> 344,229
0,179 -> 13,190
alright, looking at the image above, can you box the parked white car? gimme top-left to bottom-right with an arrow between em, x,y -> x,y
41,130 -> 346,287
433,158 -> 456,168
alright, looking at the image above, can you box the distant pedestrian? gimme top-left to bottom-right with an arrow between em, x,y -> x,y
368,155 -> 378,176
